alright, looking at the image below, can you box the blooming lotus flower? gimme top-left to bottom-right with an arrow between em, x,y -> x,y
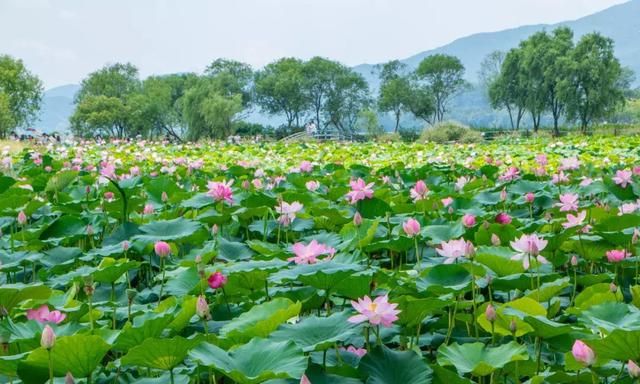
495,212 -> 512,225
455,176 -> 469,191
154,241 -> 171,258
562,211 -> 588,230
143,203 -> 155,215
288,240 -> 334,265
306,180 -> 320,192
402,218 -> 421,237
207,272 -> 228,289
510,234 -> 548,270
410,180 -> 429,202
606,249 -> 629,263
342,345 -> 367,357
436,239 -> 475,264
524,192 -> 535,204
579,177 -> 593,187
346,178 -> 374,204
619,203 -> 638,215
556,193 -> 579,212
572,340 -> 595,366
252,178 -> 263,189
560,157 -> 581,171
100,162 -> 116,179
196,295 -> 210,319
499,167 -> 520,181
535,154 -> 548,166
441,197 -> 453,207
299,161 -> 313,173
41,324 -> 56,349
207,180 -> 234,203
462,214 -> 476,228
613,169 -> 633,188
348,295 -> 400,327
552,171 -> 570,184
276,201 -> 303,226
27,305 -> 66,324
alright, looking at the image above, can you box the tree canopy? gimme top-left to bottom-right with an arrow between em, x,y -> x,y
0,55 -> 43,138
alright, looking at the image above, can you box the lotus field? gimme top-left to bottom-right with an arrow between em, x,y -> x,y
3,137 -> 640,384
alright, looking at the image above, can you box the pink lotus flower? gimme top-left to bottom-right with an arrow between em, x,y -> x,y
353,212 -> 363,226
299,161 -> 313,173
619,202 -> 638,215
441,197 -> 454,207
207,272 -> 228,289
143,204 -> 155,215
27,305 -> 66,324
628,360 -> 640,378
462,214 -> 476,228
491,233 -> 501,246
100,162 -> 116,179
552,171 -> 570,184
306,181 -> 320,192
510,234 -> 548,270
154,241 -> 171,258
161,191 -> 169,202
252,178 -> 263,189
410,180 -> 429,202
606,249 -> 629,263
613,169 -> 633,188
572,340 -> 595,366
495,212 -> 512,225
276,201 -> 303,226
562,211 -> 588,230
455,176 -> 470,191
560,157 -> 581,171
348,295 -> 400,327
485,304 -> 496,322
402,218 -> 421,237
41,324 -> 56,349
535,154 -> 548,166
207,180 -> 234,203
346,178 -> 374,204
556,193 -> 579,212
579,177 -> 593,187
436,239 -> 475,264
499,167 -> 520,181
104,191 -> 115,202
524,192 -> 535,204
17,211 -> 27,225
342,345 -> 367,357
288,240 -> 335,265
196,295 -> 210,319
300,375 -> 311,384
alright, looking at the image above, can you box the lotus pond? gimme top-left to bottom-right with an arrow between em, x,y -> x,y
1,137 -> 640,383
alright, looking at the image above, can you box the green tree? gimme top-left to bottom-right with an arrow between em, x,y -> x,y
543,27 -> 574,135
519,31 -> 550,131
356,108 -> 383,138
405,84 -> 436,125
254,58 -> 308,129
325,68 -> 371,135
414,54 -> 467,122
559,33 -> 626,132
71,63 -> 141,138
489,49 -> 527,130
302,57 -> 344,133
478,51 -> 505,90
0,55 -> 43,137
182,76 -> 243,140
377,60 -> 412,132
204,59 -> 253,107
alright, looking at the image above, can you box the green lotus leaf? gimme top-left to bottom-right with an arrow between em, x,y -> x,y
437,342 -> 528,377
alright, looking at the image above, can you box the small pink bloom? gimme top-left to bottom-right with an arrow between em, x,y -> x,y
252,178 -> 263,189
535,154 -> 548,166
196,295 -> 209,319
495,212 -> 512,225
441,197 -> 453,207
410,180 -> 429,202
143,204 -> 155,215
485,304 -> 496,322
491,233 -> 501,246
306,181 -> 320,192
288,240 -> 334,265
161,191 -> 169,202
556,193 -> 579,212
207,272 -> 228,289
104,191 -> 115,202
571,255 -> 578,266
572,340 -> 595,366
276,201 -> 303,226
462,214 -> 476,228
613,169 -> 633,188
524,192 -> 535,204
552,171 -> 570,184
579,177 -> 593,187
606,249 -> 629,263
300,375 -> 311,384
563,211 -> 588,230
402,218 -> 421,237
499,167 -> 520,182
346,178 -> 374,204
353,212 -> 363,226
348,295 -> 400,327
100,162 -> 116,179
343,345 -> 367,357
41,324 -> 56,349
436,239 -> 475,264
299,161 -> 313,173
27,305 -> 66,324
17,211 -> 27,225
560,157 -> 581,171
207,180 -> 234,203
455,176 -> 469,191
154,241 -> 171,258
628,360 -> 640,378
510,234 -> 548,270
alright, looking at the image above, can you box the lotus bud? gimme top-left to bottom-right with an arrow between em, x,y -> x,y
126,289 -> 137,302
525,192 -> 535,203
634,228 -> 640,244
485,304 -> 496,322
208,272 -> 228,289
610,283 -> 618,293
448,206 -> 454,214
83,276 -> 95,297
85,185 -> 91,194
462,214 -> 476,228
122,240 -> 129,251
570,255 -> 578,267
509,318 -> 517,334
491,233 -> 501,246
485,274 -> 493,285
483,221 -> 491,230
86,224 -> 94,236
161,191 -> 169,202
500,188 -> 507,201
40,324 -> 56,349
353,212 -> 362,226
154,241 -> 171,258
196,295 -> 209,319
211,224 -> 219,236
17,211 -> 27,225
241,180 -> 250,190
572,340 -> 596,366
104,191 -> 114,201
143,203 -> 155,215
300,374 -> 311,384
65,372 -> 76,384
195,255 -> 202,264
628,360 -> 640,378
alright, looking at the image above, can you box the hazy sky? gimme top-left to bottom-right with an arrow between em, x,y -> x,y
0,0 -> 628,89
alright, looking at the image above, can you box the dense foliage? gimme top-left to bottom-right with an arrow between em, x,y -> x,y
1,137 -> 640,383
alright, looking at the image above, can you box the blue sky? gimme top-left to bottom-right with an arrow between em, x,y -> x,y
0,0 -> 628,88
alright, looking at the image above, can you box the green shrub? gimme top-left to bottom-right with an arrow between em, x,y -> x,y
419,121 -> 483,144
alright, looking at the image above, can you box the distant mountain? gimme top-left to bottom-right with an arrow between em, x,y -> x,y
37,84 -> 79,133
35,1 -> 640,132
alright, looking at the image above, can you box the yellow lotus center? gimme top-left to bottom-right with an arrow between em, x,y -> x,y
368,303 -> 378,312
